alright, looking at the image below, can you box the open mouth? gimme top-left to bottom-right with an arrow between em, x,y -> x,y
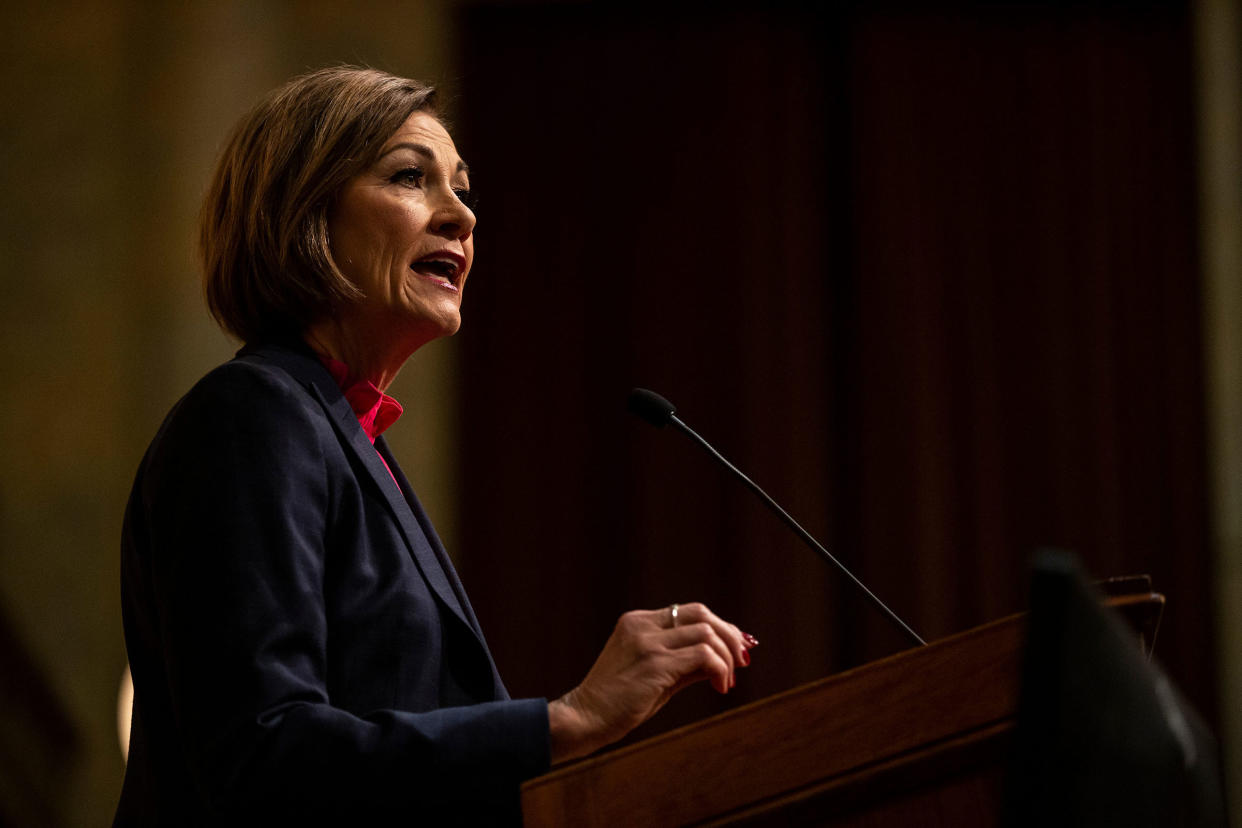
410,253 -> 464,290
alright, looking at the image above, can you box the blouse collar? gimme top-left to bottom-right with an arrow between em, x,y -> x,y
317,354 -> 404,443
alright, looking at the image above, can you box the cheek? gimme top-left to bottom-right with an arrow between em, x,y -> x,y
379,206 -> 429,266
332,217 -> 401,281
329,190 -> 432,289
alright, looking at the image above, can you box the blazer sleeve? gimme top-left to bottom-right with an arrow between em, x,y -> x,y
125,361 -> 549,824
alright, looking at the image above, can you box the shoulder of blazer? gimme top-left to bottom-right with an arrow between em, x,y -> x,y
140,343 -> 328,472
232,339 -> 340,398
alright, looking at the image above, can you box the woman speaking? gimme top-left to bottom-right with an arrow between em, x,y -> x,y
114,67 -> 756,826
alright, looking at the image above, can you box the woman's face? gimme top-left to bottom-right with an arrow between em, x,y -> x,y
328,110 -> 475,346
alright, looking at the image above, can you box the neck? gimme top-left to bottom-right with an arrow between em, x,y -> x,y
303,315 -> 419,392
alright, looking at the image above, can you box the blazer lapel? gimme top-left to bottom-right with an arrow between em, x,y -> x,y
375,437 -> 486,637
377,437 -> 508,697
242,342 -> 479,640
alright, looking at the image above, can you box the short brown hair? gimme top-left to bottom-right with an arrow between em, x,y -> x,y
201,66 -> 437,343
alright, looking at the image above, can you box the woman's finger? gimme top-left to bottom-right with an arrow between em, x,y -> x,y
666,602 -> 755,670
661,635 -> 733,694
652,622 -> 736,687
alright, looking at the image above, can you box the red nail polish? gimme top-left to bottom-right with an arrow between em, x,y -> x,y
740,649 -> 751,666
743,632 -> 759,648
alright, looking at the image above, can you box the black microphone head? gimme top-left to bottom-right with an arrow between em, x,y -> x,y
628,388 -> 676,427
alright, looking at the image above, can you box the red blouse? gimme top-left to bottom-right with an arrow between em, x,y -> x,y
319,355 -> 404,489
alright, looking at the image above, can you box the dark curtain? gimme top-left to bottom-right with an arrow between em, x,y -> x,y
452,0 -> 1214,740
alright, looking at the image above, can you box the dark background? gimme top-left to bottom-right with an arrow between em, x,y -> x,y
454,0 -> 1215,743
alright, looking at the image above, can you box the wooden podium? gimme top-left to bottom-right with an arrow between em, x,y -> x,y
521,587 -> 1163,827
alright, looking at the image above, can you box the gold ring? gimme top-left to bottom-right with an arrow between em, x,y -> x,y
669,603 -> 679,628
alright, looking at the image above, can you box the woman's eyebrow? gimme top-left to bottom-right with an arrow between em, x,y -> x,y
381,141 -> 470,174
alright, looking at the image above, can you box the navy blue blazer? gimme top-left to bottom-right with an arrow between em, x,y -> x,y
115,341 -> 549,826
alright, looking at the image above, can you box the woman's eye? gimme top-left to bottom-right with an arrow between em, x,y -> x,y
454,188 -> 477,211
391,167 -> 424,187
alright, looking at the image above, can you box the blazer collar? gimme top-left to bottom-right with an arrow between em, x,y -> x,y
235,340 -> 484,645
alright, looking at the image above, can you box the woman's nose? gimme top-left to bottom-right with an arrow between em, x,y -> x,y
432,191 -> 476,240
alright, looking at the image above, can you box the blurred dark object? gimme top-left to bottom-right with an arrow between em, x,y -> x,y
1093,573 -> 1164,655
1005,550 -> 1225,827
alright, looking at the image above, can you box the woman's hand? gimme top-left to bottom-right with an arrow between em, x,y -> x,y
547,602 -> 758,764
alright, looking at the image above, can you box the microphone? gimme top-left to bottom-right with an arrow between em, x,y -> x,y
627,387 -> 927,648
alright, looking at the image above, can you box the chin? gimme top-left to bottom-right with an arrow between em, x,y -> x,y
403,311 -> 462,346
